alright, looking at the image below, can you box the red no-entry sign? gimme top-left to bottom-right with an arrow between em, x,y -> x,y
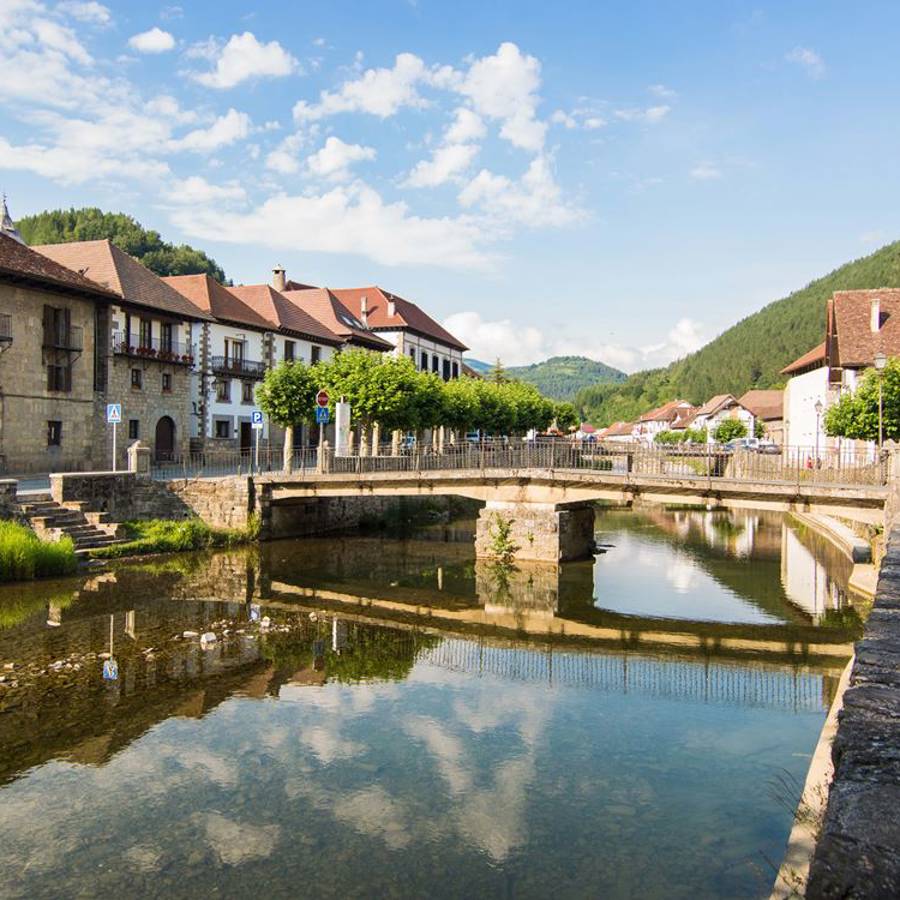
316,389 -> 330,408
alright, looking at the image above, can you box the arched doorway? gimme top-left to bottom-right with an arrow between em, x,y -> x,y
155,416 -> 176,461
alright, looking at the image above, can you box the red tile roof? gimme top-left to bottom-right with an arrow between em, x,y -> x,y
229,284 -> 342,345
599,421 -> 635,437
694,394 -> 739,417
638,399 -> 692,423
781,341 -> 826,375
281,289 -> 394,351
329,286 -> 468,351
738,389 -> 783,421
163,274 -> 274,331
33,240 -> 211,321
830,289 -> 900,368
0,232 -> 118,301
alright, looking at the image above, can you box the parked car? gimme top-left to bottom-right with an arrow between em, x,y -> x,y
724,437 -> 780,454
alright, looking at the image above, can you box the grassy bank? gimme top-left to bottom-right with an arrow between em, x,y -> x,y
0,522 -> 78,582
88,516 -> 258,560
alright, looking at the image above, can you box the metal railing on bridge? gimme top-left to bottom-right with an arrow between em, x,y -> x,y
148,438 -> 888,489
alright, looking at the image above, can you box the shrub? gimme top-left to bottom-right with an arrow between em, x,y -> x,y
0,522 -> 77,582
713,419 -> 748,443
88,517 -> 253,559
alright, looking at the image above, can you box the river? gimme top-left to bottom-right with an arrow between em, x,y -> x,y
0,506 -> 865,898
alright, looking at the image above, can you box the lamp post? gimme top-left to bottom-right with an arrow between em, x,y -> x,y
814,399 -> 823,464
874,351 -> 887,453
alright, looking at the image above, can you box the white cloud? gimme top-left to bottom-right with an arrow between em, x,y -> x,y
614,105 -> 670,123
445,107 -> 486,144
648,83 -> 677,98
171,182 -> 490,269
458,42 -> 546,151
689,162 -> 722,180
294,52 -> 430,121
550,109 -> 577,129
170,108 -> 250,152
306,135 -> 376,181
404,142 -> 479,188
786,46 -> 825,79
552,107 -> 605,130
445,311 -> 705,370
33,18 -> 92,64
165,175 -> 246,204
192,31 -> 298,89
128,27 -> 175,54
265,132 -> 306,174
57,2 -> 111,25
458,154 -> 581,228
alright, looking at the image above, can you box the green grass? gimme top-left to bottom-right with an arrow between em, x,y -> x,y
88,516 -> 258,560
0,521 -> 78,582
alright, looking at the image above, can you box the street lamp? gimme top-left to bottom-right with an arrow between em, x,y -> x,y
814,399 -> 823,463
874,351 -> 887,453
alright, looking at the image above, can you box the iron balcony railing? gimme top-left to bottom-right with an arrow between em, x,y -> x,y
42,322 -> 83,352
0,313 -> 11,344
211,355 -> 267,378
112,332 -> 195,366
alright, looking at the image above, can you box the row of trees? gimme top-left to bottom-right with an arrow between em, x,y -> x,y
256,351 -> 580,451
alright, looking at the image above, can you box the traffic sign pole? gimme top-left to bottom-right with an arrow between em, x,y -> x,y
250,409 -> 265,473
106,403 -> 122,472
112,421 -> 117,473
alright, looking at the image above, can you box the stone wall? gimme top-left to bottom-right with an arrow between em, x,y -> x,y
0,281 -> 103,474
806,527 -> 900,897
0,479 -> 18,520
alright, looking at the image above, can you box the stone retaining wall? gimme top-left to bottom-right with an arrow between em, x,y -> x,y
806,528 -> 900,897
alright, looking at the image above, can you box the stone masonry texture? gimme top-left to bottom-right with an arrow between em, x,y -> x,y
806,527 -> 900,899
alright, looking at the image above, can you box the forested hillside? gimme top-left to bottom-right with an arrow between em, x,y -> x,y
577,240 -> 900,425
506,356 -> 626,400
17,208 -> 227,282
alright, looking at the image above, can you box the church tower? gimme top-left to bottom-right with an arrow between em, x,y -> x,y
0,195 -> 25,244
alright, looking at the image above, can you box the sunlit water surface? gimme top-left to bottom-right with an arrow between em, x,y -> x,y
0,507 -> 862,898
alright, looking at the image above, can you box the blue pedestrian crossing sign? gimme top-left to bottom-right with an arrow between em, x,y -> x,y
106,403 -> 122,424
251,409 -> 264,429
316,406 -> 330,425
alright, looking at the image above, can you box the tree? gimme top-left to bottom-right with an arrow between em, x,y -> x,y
501,381 -> 555,433
16,207 -> 227,282
256,362 -> 320,470
824,357 -> 900,441
713,418 -> 748,443
553,401 -> 579,432
488,358 -> 509,384
754,418 -> 766,439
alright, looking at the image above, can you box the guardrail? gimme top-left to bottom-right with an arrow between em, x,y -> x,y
112,332 -> 195,366
210,355 -> 267,378
147,439 -> 888,489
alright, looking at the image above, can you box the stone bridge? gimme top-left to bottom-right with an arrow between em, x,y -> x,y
257,463 -> 888,562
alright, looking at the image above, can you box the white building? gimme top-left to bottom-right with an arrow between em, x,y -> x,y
692,394 -> 756,442
781,343 -> 828,449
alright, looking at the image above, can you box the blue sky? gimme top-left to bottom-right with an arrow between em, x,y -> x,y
2,1 -> 900,369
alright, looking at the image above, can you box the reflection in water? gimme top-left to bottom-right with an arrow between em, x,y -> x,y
0,507 -> 864,899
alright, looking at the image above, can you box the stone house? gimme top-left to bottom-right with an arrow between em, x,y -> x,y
164,274 -> 276,452
783,290 -> 900,450
34,240 -> 211,466
0,228 -> 118,474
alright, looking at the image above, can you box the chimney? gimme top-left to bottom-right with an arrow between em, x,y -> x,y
871,297 -> 882,333
360,295 -> 368,327
388,298 -> 396,317
272,266 -> 286,292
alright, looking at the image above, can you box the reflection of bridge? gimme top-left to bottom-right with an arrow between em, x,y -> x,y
260,444 -> 888,561
421,637 -> 835,712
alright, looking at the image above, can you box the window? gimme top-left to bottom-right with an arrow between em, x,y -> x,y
311,345 -> 321,364
242,381 -> 254,403
215,419 -> 231,439
47,364 -> 71,392
225,338 -> 244,366
432,354 -> 439,373
216,379 -> 230,402
47,420 -> 62,447
161,322 -> 173,353
451,361 -> 459,379
284,340 -> 295,361
128,419 -> 139,440
162,373 -> 172,393
442,359 -> 451,381
131,368 -> 142,389
139,318 -> 152,349
421,351 -> 428,371
409,348 -> 416,362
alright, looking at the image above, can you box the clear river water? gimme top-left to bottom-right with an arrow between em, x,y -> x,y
0,506 -> 865,899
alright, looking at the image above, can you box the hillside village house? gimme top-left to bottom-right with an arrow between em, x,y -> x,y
164,274 -> 276,452
597,421 -> 636,442
0,227 -> 118,474
691,394 -> 756,442
783,289 -> 900,450
635,399 -> 694,443
739,389 -> 784,443
34,240 -> 212,466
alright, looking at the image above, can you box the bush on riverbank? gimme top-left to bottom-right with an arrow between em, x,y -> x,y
89,516 -> 258,560
0,522 -> 77,582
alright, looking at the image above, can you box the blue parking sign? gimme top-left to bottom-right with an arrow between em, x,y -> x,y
251,409 -> 264,429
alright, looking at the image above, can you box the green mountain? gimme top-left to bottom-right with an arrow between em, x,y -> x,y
506,356 -> 626,400
16,207 -> 227,282
577,240 -> 900,426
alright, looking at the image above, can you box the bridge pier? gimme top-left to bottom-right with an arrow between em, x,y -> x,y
474,500 -> 596,563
